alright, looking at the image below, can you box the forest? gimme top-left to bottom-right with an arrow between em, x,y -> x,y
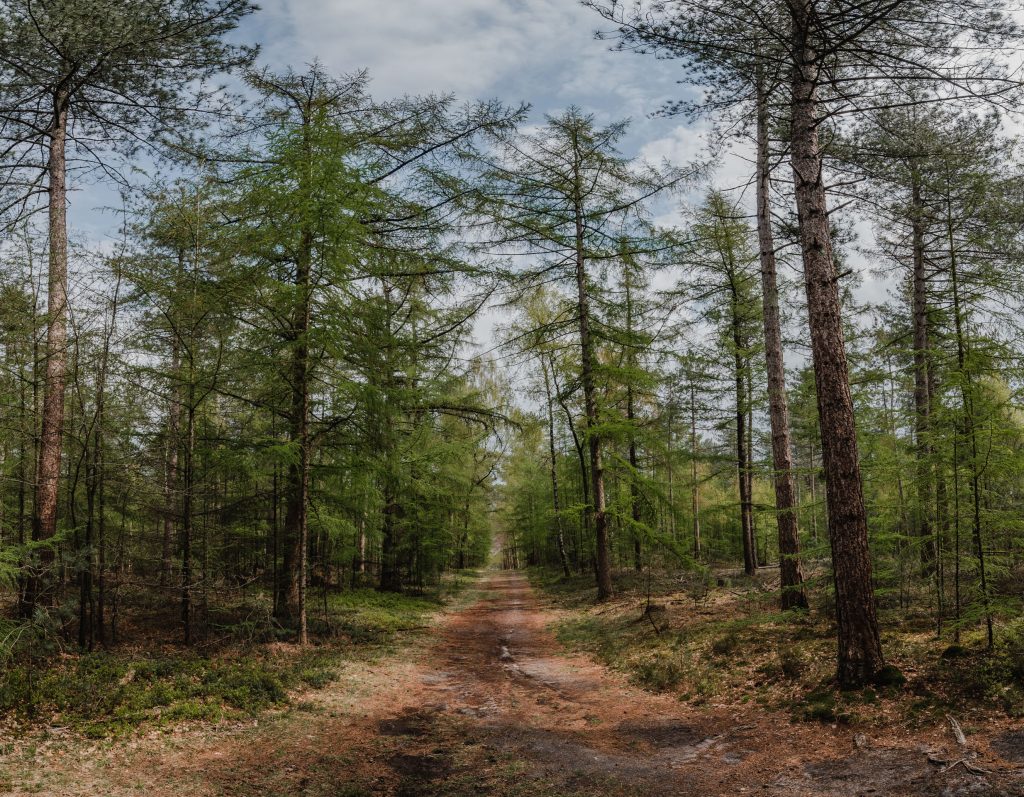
3,1 -> 1024,795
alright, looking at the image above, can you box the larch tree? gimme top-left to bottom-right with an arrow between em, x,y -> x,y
477,109 -> 691,599
222,66 -> 519,629
682,191 -> 763,576
836,102 -> 951,576
125,177 -> 232,645
588,0 -> 1022,685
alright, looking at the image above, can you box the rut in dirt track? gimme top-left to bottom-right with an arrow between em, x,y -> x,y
360,570 -> 1023,797
58,570 -> 1023,797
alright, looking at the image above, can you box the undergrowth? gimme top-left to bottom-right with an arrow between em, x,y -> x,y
536,566 -> 1024,728
0,574 -> 477,737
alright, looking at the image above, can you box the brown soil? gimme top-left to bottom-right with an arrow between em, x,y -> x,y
3,571 -> 1023,796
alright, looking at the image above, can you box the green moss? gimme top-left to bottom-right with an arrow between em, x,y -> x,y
779,647 -> 804,681
710,631 -> 741,657
631,657 -> 684,691
0,584 -> 448,738
873,664 -> 906,688
299,667 -> 337,689
800,689 -> 838,722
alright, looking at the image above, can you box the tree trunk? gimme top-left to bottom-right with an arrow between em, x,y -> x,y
161,331 -> 181,588
666,402 -> 676,541
571,135 -> 612,600
27,97 -> 70,612
808,439 -> 819,542
78,282 -> 115,650
755,75 -> 807,609
910,174 -> 935,572
181,396 -> 195,645
543,357 -> 572,578
931,344 -> 949,635
279,231 -> 312,641
789,3 -> 884,687
946,199 -> 992,649
624,271 -> 644,572
690,381 -> 701,558
379,475 -> 402,593
731,296 -> 756,576
553,366 -> 589,572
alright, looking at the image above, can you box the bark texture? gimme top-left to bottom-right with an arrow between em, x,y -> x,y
789,1 -> 884,686
755,76 -> 807,610
27,95 -> 70,612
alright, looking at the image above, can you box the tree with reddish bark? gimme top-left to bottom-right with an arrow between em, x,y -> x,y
0,0 -> 256,615
587,0 -> 1021,685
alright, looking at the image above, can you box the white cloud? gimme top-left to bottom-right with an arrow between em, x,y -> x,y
255,0 -> 606,99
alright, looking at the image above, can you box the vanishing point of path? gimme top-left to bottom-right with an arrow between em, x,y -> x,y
8,571 -> 1024,796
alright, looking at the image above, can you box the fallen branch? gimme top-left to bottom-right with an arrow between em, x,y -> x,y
940,758 -> 990,776
946,714 -> 968,747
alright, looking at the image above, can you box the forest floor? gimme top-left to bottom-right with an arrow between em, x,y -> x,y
3,569 -> 1024,796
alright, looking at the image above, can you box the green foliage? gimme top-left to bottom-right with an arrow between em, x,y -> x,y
0,652 -> 289,736
0,585 -> 444,736
327,589 -> 441,641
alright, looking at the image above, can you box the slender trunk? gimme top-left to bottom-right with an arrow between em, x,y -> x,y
808,440 -> 819,542
15,323 -> 30,613
543,357 -> 571,578
946,196 -> 992,649
161,322 -> 182,587
379,472 -> 401,592
911,173 -> 935,571
789,5 -> 884,686
27,96 -> 70,611
690,381 -> 701,559
572,153 -> 612,599
94,289 -> 108,644
628,413 -> 643,572
95,402 -> 106,646
732,294 -> 756,576
79,290 -> 113,650
357,513 -> 367,574
952,431 -> 962,645
181,395 -> 195,645
279,231 -> 312,637
666,402 -> 676,541
755,75 -> 807,608
553,367 -> 590,570
378,285 -> 403,594
932,358 -> 949,636
624,272 -> 643,572
748,369 -> 760,566
271,458 -> 279,614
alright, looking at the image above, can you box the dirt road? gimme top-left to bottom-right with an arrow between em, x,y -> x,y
6,571 -> 1023,796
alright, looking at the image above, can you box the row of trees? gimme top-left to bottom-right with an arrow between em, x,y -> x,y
499,0 -> 1024,688
2,0 -> 1023,693
0,2 -> 522,650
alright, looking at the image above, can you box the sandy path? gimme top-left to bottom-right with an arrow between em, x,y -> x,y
4,570 -> 1022,796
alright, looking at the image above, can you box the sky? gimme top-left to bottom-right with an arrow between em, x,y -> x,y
236,0 -> 769,353
239,0 -> 770,208
244,0 -> 697,145
70,0 -> 894,363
